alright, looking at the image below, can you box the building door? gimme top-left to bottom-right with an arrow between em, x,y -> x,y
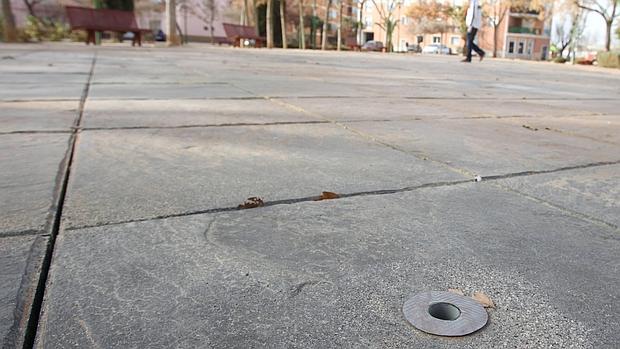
364,32 -> 374,43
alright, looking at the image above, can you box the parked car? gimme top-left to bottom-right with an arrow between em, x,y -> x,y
121,31 -> 135,41
407,44 -> 422,53
361,40 -> 384,52
422,44 -> 452,55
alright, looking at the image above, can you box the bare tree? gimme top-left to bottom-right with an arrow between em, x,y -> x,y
322,0 -> 333,49
254,0 -> 260,33
1,0 -> 18,42
267,0 -> 274,47
337,0 -> 343,50
568,5 -> 587,61
280,0 -> 287,48
356,0 -> 368,45
483,0 -> 511,57
241,0 -> 250,24
554,15 -> 573,57
575,0 -> 619,51
372,0 -> 399,52
22,0 -> 42,19
298,0 -> 306,49
192,0 -> 219,43
166,0 -> 181,45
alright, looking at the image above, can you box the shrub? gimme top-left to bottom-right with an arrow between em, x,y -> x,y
553,56 -> 567,63
22,16 -> 71,42
597,51 -> 620,69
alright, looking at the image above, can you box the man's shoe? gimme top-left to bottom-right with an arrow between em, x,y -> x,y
461,59 -> 471,63
479,52 -> 485,61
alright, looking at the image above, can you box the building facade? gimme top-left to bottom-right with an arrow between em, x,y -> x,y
355,0 -> 465,53
477,4 -> 551,60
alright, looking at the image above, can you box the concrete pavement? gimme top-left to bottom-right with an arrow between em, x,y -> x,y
0,43 -> 619,348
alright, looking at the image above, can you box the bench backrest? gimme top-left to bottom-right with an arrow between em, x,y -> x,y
66,6 -> 141,32
222,23 -> 262,40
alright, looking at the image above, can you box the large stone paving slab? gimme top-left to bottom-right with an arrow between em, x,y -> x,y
62,124 -> 462,228
1,235 -> 48,348
500,114 -> 620,145
279,97 -> 607,122
0,101 -> 78,133
0,84 -> 86,102
88,83 -> 254,100
37,183 -> 618,348
0,134 -> 70,235
81,99 -> 314,128
498,164 -> 620,227
343,118 -> 620,175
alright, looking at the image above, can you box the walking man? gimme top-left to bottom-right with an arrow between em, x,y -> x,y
462,0 -> 485,62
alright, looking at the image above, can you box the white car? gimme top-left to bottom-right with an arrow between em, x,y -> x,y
422,44 -> 452,55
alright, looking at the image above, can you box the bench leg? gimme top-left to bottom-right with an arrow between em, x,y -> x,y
130,32 -> 141,47
86,30 -> 95,45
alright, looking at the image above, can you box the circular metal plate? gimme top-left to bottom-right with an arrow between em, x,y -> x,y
403,291 -> 488,336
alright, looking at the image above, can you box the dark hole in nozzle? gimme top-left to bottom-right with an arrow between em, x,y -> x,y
428,302 -> 461,321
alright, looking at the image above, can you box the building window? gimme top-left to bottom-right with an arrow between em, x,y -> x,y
417,35 -> 423,43
527,41 -> 533,55
401,16 -> 409,25
508,41 -> 514,53
451,36 -> 460,45
365,16 -> 373,28
433,36 -> 440,43
518,42 -> 524,54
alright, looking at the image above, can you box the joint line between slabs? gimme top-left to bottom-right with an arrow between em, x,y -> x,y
63,159 -> 620,233
20,52 -> 97,349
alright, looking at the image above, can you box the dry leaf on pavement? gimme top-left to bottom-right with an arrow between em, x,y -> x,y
238,197 -> 264,209
471,291 -> 495,308
315,191 -> 340,201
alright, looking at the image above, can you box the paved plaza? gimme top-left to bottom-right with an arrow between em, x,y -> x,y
1,43 -> 619,348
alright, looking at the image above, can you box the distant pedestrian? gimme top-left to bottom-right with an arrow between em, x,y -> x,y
462,0 -> 485,63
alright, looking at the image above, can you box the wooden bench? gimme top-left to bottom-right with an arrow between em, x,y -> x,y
222,23 -> 265,48
65,6 -> 150,46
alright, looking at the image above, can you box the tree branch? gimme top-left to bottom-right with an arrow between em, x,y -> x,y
575,2 -> 607,18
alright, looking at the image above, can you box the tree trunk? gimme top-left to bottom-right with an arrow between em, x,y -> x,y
311,0 -> 317,48
280,0 -> 287,48
166,0 -> 181,46
24,0 -> 37,19
241,0 -> 248,25
358,2 -> 363,45
253,0 -> 260,34
1,0 -> 18,42
321,0 -> 332,50
493,24 -> 498,58
605,19 -> 612,52
267,0 -> 274,48
298,0 -> 305,49
337,0 -> 342,51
